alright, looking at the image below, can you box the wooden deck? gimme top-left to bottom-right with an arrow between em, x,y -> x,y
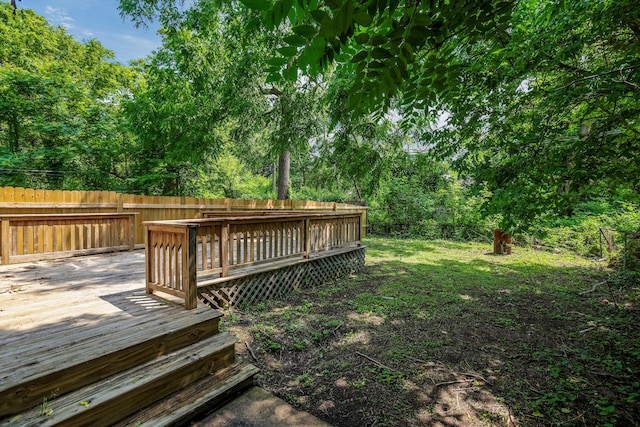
0,250 -> 260,425
1,250 -> 167,339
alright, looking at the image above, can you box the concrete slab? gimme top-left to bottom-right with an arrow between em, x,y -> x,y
192,386 -> 332,427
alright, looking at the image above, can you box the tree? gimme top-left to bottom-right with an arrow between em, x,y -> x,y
0,4 -> 137,190
121,0 -> 326,198
430,0 -> 640,230
122,0 -> 638,231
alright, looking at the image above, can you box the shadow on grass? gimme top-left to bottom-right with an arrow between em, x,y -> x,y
225,238 -> 640,427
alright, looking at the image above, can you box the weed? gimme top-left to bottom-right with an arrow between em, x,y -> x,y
39,390 -> 59,417
292,337 -> 310,350
376,367 -> 403,384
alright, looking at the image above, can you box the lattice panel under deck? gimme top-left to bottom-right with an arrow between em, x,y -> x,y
198,247 -> 365,309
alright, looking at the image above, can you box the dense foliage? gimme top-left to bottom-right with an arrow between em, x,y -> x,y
0,4 -> 137,190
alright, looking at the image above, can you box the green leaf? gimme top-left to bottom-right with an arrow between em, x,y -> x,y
283,64 -> 298,81
371,47 -> 392,59
371,35 -> 387,46
353,10 -> 373,27
239,0 -> 272,11
277,46 -> 298,56
355,33 -> 369,44
283,35 -> 307,46
292,24 -> 317,38
310,9 -> 330,24
265,72 -> 282,83
267,57 -> 287,66
351,50 -> 369,63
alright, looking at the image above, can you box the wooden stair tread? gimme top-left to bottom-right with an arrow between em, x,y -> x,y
0,333 -> 238,427
117,361 -> 260,427
0,308 -> 222,417
2,303 -> 214,359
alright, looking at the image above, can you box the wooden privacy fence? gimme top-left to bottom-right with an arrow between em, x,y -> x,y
0,187 -> 367,245
145,212 -> 362,309
0,213 -> 136,265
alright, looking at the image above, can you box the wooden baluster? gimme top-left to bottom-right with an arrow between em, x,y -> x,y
170,231 -> 176,289
260,223 -> 266,261
15,221 -> 23,256
250,226 -> 255,262
238,228 -> 243,265
221,222 -> 229,277
304,219 -> 310,259
201,231 -> 207,272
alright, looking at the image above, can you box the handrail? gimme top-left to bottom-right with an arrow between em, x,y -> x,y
144,212 -> 362,309
0,213 -> 137,265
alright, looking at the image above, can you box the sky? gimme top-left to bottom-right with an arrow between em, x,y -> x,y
16,0 -> 162,64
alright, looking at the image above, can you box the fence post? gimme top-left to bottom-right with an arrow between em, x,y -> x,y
117,193 -> 124,213
1,218 -> 10,265
184,225 -> 198,310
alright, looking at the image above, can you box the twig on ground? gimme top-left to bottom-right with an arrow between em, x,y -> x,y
434,378 -> 474,387
245,341 -> 258,362
557,411 -> 586,425
461,371 -> 492,386
579,281 -> 606,295
525,381 -> 545,395
400,354 -> 433,365
356,351 -> 393,371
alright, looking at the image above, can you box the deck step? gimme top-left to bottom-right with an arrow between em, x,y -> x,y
117,361 -> 260,427
0,333 -> 238,427
0,307 -> 222,417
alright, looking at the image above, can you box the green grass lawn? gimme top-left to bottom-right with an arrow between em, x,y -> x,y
223,237 -> 640,426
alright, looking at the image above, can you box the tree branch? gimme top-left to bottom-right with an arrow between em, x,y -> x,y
261,85 -> 283,96
554,64 -> 640,91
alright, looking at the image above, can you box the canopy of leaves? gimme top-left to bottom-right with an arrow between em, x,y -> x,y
121,0 -> 327,196
433,0 -> 640,230
0,3 -> 137,189
234,0 -> 515,117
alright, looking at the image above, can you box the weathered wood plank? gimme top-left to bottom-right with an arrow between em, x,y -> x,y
2,333 -> 235,425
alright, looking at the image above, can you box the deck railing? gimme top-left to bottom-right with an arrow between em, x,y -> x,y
0,213 -> 136,265
144,212 -> 362,309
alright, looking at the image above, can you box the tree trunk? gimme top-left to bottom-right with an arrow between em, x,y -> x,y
493,229 -> 512,255
272,162 -> 277,193
277,150 -> 290,200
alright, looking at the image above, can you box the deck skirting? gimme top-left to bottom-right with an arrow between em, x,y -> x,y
198,246 -> 365,309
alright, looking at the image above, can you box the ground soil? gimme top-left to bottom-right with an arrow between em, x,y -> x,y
219,239 -> 640,426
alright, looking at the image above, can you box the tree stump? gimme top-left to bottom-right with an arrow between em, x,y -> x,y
493,229 -> 512,255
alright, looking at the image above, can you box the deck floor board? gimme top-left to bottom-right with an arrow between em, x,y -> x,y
0,250 -> 210,400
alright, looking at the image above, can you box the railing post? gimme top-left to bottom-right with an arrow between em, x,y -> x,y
220,221 -> 229,277
184,224 -> 198,309
304,218 -> 311,259
1,218 -> 10,265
